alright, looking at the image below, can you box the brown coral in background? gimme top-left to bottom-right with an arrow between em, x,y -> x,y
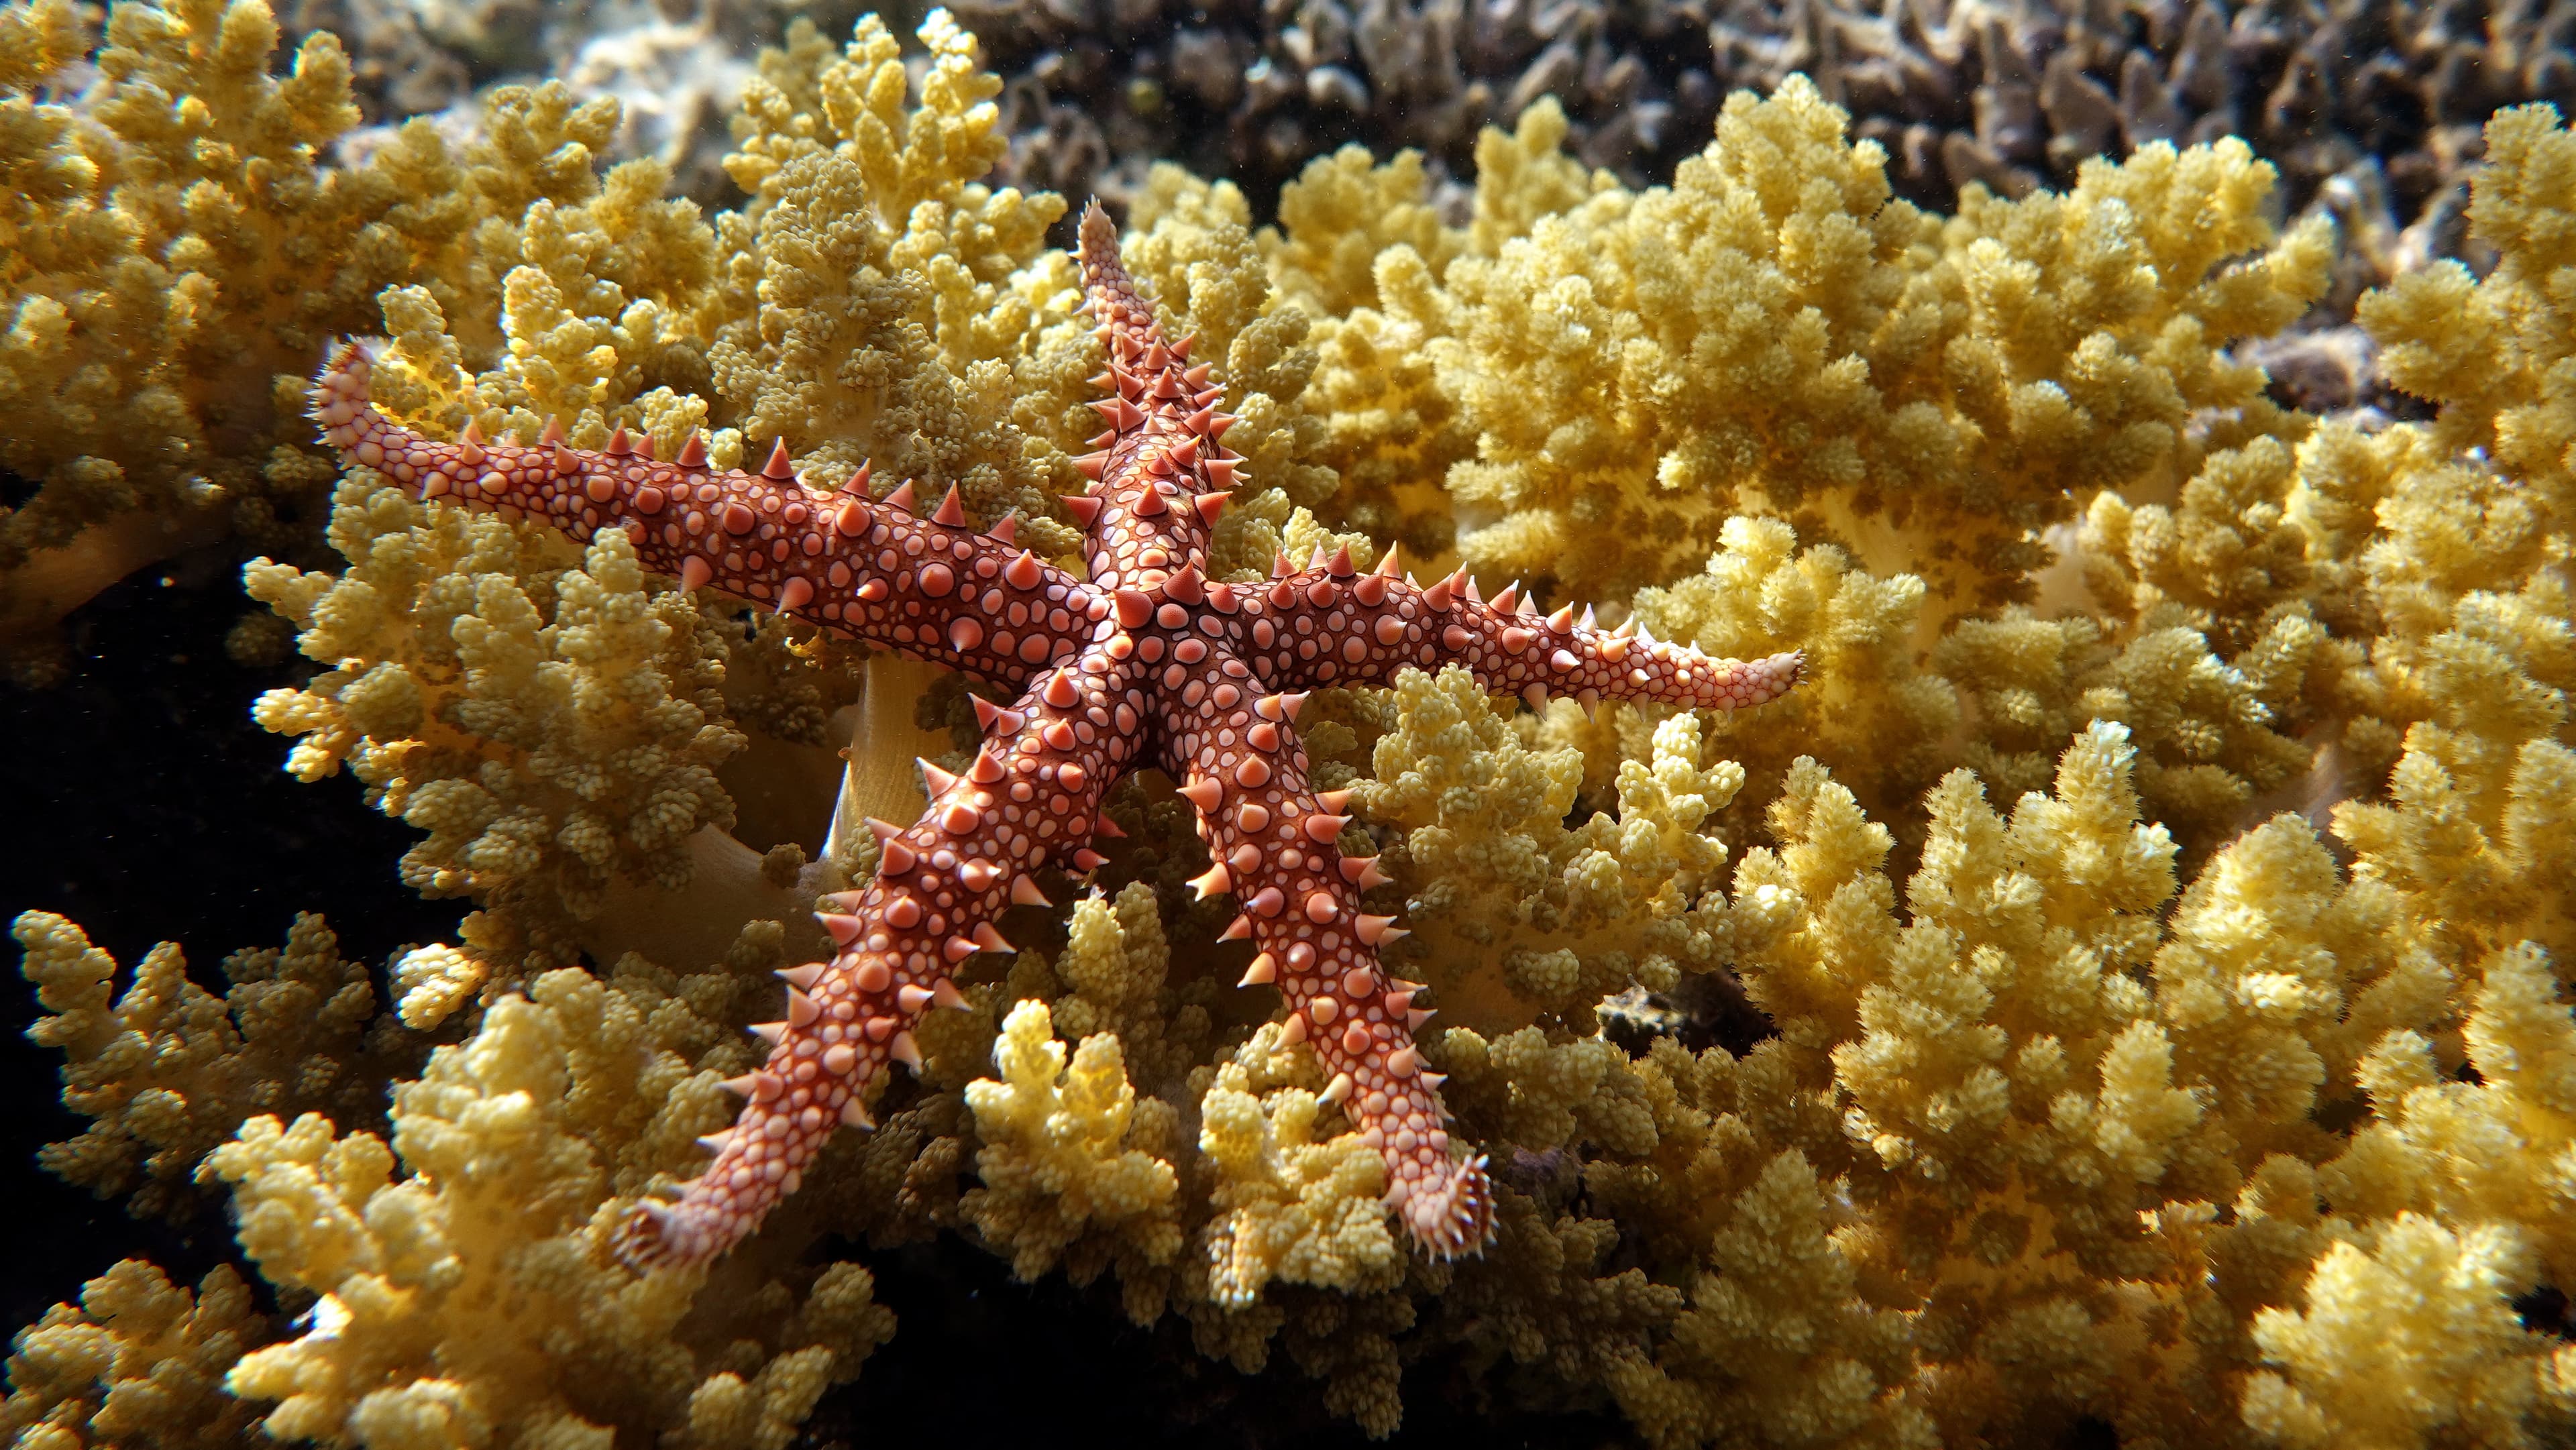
254,0 -> 2565,268
881,0 -> 2563,268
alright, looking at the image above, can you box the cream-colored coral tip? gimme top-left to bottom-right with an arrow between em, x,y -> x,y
390,944 -> 485,1029
962,1000 -> 1182,1282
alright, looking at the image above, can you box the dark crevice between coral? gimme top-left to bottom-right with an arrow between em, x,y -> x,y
1664,967 -> 1776,1059
0,465 -> 37,515
2516,1286 -> 2574,1343
805,1228 -> 1633,1449
1600,968 -> 1777,1062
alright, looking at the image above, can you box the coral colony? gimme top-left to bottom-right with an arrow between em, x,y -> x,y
9,1 -> 2576,1447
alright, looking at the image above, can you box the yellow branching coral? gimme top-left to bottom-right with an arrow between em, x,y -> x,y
1118,163 -> 1353,580
1649,673 -> 2567,1448
1,0 -> 366,574
2247,942 -> 2576,1449
2320,946 -> 2576,1288
201,965 -> 894,1450
1609,1150 -> 1934,1450
1568,91 -> 2576,1424
15,910 -> 396,1219
1434,1025 -> 1656,1157
1285,277 -> 1466,563
2081,438 -> 2324,656
366,117 -> 727,455
2149,817 -> 2449,1162
1197,1026 -> 1397,1308
0,1259 -> 268,1449
2288,114 -> 2576,983
246,487 -> 758,977
1358,664 -> 1754,1026
1266,237 -> 1460,561
1042,878 -> 1218,1089
2367,105 -> 2576,522
1267,103 -> 1597,560
2326,621 -> 2575,971
0,0 -> 719,671
1278,79 -> 2330,618
1263,146 -> 1463,325
1627,514 -> 1957,819
961,999 -> 1185,1304
1933,604 -> 2312,847
341,2 -> 1090,547
1699,732 -> 2231,1441
708,11 -> 1065,530
1752,726 -> 2212,1219
2243,1215 -> 2576,1450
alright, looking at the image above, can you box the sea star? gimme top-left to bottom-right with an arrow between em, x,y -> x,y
307,202 -> 1805,1271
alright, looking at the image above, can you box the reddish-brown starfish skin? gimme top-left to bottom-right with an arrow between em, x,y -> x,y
308,201 -> 1803,1272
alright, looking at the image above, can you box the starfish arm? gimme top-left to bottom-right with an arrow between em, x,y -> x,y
1072,201 -> 1244,592
309,343 -> 1098,690
1075,199 -> 1175,377
1165,647 -> 1494,1258
615,658 -> 1141,1270
1246,556 -> 1806,715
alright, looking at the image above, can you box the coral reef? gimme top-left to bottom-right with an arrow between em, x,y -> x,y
7,1 -> 2576,1447
138,0 -> 2558,321
201,961 -> 898,1450
962,997 -> 1185,1287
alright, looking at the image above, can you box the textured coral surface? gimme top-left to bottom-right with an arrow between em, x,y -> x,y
8,1 -> 2576,1448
